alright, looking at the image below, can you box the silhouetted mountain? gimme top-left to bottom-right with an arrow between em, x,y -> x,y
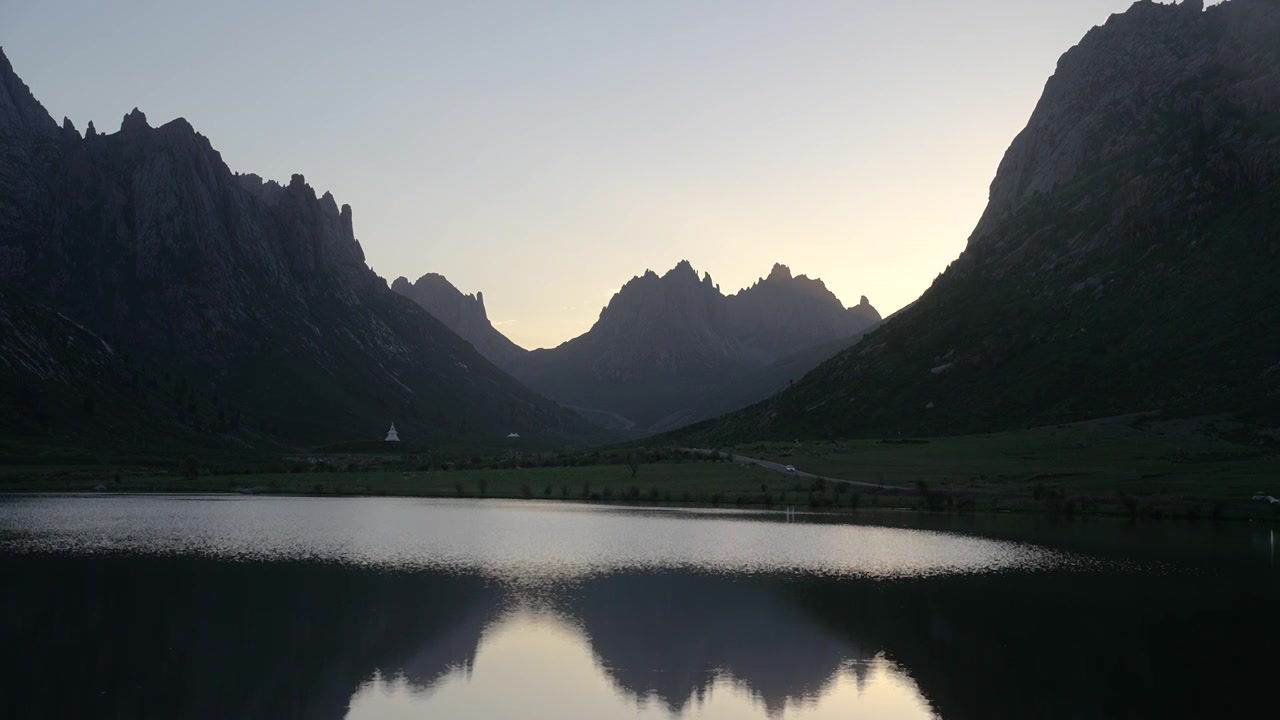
391,273 -> 528,371
0,48 -> 602,449
679,0 -> 1280,443
510,260 -> 879,433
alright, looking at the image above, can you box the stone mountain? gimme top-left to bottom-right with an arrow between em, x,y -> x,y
0,47 -> 604,450
678,0 -> 1280,443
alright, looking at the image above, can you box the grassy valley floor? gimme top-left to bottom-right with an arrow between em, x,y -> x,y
2,415 -> 1278,521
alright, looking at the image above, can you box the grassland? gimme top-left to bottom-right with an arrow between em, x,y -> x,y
0,461 -> 787,506
728,415 -> 1280,518
2,415 -> 1277,521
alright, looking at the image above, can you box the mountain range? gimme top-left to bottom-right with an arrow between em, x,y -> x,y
394,261 -> 880,433
0,48 -> 603,451
678,0 -> 1280,443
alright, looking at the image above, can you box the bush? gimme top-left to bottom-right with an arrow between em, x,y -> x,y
544,485 -> 552,497
520,483 -> 533,498
478,478 -> 488,497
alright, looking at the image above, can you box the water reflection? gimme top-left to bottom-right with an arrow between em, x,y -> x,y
0,497 -> 1276,719
348,609 -> 934,720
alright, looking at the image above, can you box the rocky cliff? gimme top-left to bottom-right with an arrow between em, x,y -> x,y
680,0 -> 1280,442
0,47 -> 603,449
391,273 -> 528,371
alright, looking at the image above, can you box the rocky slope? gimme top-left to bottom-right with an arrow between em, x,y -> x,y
0,47 -> 603,450
512,260 -> 880,433
679,0 -> 1280,442
390,273 -> 528,371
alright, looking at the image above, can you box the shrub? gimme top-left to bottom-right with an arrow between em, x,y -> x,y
520,483 -> 533,498
478,478 -> 488,497
544,485 -> 552,497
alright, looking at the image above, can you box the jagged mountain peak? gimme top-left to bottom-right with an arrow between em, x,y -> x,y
120,107 -> 149,132
663,259 -> 701,282
0,50 -> 599,447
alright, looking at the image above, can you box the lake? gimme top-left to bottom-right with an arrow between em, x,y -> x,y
0,496 -> 1275,719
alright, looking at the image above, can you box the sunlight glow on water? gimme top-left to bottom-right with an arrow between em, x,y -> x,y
0,495 -> 1080,581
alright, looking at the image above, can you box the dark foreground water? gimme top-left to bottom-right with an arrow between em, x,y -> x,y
0,496 -> 1275,719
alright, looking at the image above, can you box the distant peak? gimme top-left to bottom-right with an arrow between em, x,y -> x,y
859,295 -> 870,307
85,120 -> 96,138
289,173 -> 306,189
767,263 -> 792,282
666,260 -> 698,279
120,107 -> 149,132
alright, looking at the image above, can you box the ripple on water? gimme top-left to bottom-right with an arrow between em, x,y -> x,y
0,495 -> 1098,581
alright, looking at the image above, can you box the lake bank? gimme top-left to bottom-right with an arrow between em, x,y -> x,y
3,461 -> 1277,523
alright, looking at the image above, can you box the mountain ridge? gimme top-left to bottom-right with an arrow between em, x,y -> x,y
0,48 -> 605,450
392,259 -> 881,434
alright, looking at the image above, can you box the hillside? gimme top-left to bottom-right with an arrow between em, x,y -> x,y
0,48 -> 604,451
678,0 -> 1280,443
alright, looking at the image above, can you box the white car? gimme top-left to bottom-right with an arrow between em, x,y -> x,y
785,465 -> 797,473
1251,493 -> 1280,505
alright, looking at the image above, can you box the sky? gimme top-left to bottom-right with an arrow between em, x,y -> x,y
0,0 -> 1220,350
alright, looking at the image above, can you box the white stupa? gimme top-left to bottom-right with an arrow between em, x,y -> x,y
385,423 -> 400,442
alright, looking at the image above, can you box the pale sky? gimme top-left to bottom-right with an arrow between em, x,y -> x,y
0,0 -> 1219,350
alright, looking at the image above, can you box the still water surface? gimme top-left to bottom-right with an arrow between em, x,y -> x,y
0,496 -> 1275,719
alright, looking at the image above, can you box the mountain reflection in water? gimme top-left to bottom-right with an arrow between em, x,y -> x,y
0,498 -> 1276,719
